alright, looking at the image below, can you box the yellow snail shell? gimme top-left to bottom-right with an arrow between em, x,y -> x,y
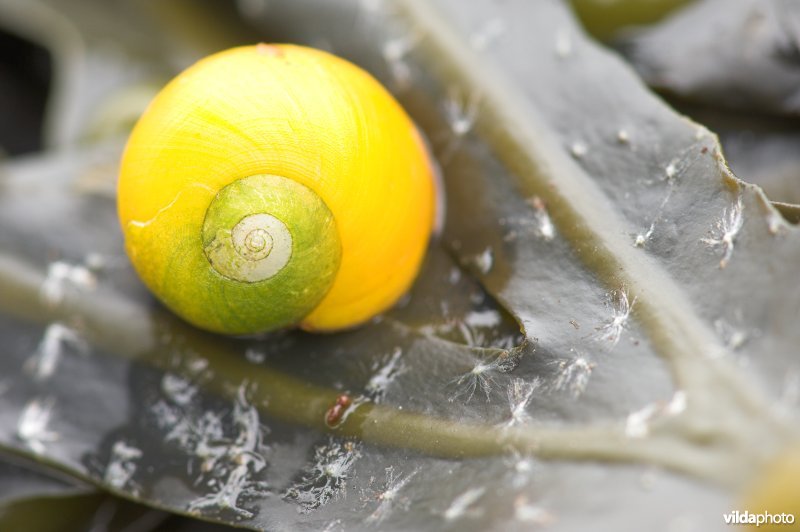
117,44 -> 436,335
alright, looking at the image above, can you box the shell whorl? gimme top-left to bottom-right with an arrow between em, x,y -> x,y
205,207 -> 293,282
187,173 -> 341,333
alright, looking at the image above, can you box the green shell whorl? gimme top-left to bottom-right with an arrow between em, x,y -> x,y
193,174 -> 341,334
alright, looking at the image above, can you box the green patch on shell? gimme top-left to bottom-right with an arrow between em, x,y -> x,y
196,174 -> 341,334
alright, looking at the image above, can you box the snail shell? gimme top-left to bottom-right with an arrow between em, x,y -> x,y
118,44 -> 436,335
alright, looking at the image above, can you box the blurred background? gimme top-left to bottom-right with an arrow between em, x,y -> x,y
0,0 -> 798,530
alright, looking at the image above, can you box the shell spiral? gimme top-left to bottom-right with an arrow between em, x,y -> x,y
117,44 -> 436,335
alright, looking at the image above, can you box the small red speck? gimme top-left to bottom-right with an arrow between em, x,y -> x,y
256,43 -> 284,57
325,394 -> 353,427
701,146 -> 708,154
